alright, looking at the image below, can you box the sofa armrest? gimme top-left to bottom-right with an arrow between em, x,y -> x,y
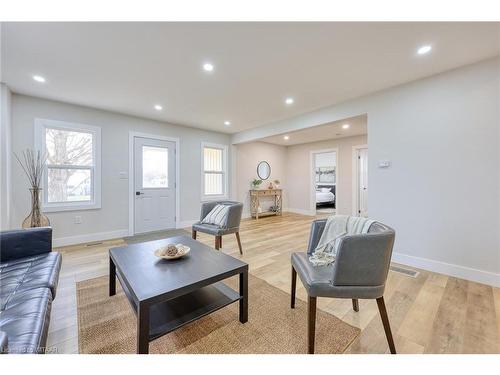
0,331 -> 8,354
0,227 -> 53,262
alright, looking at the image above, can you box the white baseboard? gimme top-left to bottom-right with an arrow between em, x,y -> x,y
177,219 -> 197,229
392,251 -> 500,288
287,207 -> 315,216
53,229 -> 129,248
241,208 -> 312,219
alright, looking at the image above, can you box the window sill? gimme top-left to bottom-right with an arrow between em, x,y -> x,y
42,202 -> 101,213
201,195 -> 228,202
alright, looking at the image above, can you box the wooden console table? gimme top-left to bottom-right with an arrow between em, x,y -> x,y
250,189 -> 282,220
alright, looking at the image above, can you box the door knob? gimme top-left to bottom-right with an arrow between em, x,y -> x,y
136,191 -> 144,196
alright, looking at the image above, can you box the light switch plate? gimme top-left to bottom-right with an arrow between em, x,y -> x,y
378,160 -> 391,168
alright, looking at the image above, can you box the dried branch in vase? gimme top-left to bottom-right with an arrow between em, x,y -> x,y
14,149 -> 47,189
14,149 -> 50,228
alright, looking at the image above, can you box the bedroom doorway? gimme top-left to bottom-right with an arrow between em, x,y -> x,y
311,149 -> 337,215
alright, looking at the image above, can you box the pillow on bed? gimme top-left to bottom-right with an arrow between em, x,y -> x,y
321,188 -> 330,193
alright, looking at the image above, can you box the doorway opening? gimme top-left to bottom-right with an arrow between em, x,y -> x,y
312,150 -> 337,215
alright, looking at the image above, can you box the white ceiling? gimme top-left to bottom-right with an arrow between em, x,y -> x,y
260,115 -> 367,146
2,22 -> 499,134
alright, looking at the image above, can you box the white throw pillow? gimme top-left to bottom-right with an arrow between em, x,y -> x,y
202,204 -> 230,228
321,188 -> 330,193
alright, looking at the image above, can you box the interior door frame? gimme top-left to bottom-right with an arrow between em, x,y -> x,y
309,148 -> 339,215
352,144 -> 368,216
128,131 -> 180,235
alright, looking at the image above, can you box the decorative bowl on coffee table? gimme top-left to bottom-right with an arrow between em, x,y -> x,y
154,244 -> 191,260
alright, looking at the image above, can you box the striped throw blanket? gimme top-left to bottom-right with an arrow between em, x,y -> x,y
309,215 -> 375,266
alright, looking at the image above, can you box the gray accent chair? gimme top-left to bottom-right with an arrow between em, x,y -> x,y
291,219 -> 396,354
192,201 -> 244,254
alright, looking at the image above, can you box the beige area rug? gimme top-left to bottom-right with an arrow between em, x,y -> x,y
77,274 -> 359,354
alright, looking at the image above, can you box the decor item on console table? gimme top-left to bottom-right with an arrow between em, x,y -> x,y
251,179 -> 263,189
250,189 -> 282,220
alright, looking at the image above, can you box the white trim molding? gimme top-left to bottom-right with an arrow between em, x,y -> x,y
128,131 -> 180,236
351,144 -> 368,216
392,251 -> 500,288
53,229 -> 129,248
178,219 -> 198,229
34,118 -> 102,212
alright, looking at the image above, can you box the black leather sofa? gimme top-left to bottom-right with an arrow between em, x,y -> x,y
0,227 -> 61,354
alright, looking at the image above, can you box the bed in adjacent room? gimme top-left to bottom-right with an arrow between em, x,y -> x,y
316,186 -> 335,206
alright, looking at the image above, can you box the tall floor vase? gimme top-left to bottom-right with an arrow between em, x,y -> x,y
22,187 -> 50,228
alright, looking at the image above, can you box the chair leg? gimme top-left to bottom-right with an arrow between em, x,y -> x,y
235,232 -> 243,255
376,297 -> 396,354
192,229 -> 197,240
352,299 -> 359,312
291,266 -> 297,308
215,236 -> 221,250
307,296 -> 317,354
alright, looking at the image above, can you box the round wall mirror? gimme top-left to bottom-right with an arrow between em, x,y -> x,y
257,161 -> 271,180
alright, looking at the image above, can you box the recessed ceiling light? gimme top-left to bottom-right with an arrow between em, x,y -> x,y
285,98 -> 294,105
154,104 -> 163,111
203,63 -> 214,72
33,75 -> 46,83
342,124 -> 350,129
417,45 -> 432,55
284,135 -> 290,140
224,121 -> 231,126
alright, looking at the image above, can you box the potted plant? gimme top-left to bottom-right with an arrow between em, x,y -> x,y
251,179 -> 263,189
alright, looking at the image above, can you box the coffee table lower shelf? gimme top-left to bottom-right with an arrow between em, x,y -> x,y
119,276 -> 241,341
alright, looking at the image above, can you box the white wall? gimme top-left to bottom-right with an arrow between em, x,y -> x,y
10,94 -> 232,245
286,135 -> 367,215
234,141 -> 288,217
233,57 -> 500,286
0,83 -> 12,230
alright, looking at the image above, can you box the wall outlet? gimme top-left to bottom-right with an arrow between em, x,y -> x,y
74,216 -> 83,224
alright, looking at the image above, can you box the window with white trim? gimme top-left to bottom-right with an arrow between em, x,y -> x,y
35,119 -> 101,212
202,143 -> 228,199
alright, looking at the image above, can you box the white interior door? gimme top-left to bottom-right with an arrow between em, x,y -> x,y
357,148 -> 368,217
134,137 -> 176,234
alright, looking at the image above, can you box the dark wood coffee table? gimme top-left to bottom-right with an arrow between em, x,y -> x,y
109,235 -> 248,354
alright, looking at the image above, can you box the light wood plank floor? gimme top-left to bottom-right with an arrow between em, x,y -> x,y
47,213 -> 500,354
